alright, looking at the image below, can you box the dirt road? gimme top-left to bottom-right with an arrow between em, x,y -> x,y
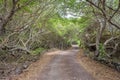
13,49 -> 120,80
36,50 -> 95,80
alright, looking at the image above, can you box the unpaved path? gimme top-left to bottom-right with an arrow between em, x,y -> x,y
36,50 -> 95,80
13,49 -> 120,80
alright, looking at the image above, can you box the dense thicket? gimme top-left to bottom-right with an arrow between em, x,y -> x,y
0,0 -> 67,56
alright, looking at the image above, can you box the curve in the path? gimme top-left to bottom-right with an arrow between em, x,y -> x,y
37,50 -> 95,80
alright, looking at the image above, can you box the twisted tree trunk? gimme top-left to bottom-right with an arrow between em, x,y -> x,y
95,18 -> 106,57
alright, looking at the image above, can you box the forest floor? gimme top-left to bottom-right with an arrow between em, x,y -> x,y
10,49 -> 120,80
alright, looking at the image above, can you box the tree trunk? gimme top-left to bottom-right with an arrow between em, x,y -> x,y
95,18 -> 106,57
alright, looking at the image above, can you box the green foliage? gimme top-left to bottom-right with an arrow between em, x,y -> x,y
0,0 -> 3,4
48,14 -> 91,48
106,0 -> 119,9
98,43 -> 106,58
31,48 -> 45,55
22,6 -> 32,13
